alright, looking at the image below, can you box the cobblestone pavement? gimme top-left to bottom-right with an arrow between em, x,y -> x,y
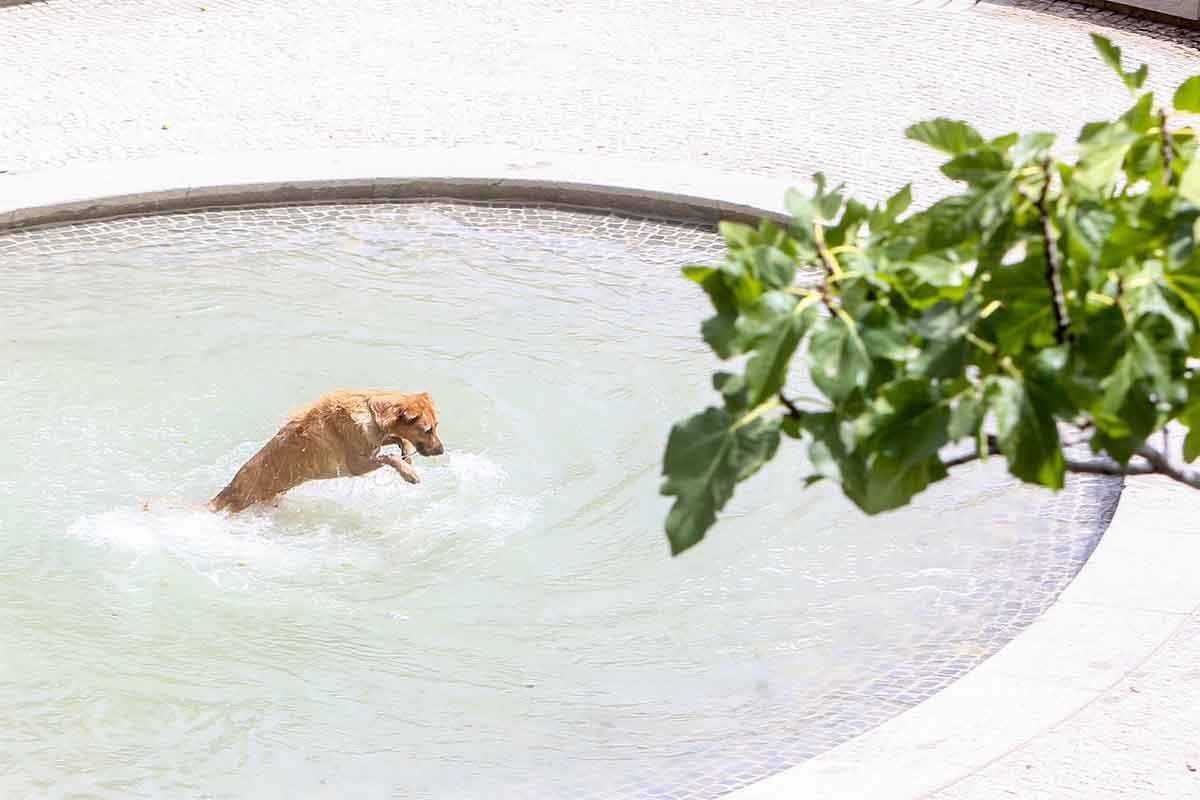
5,0 -> 1200,797
2,0 -> 1199,204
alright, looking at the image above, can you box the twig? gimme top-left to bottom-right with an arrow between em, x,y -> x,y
811,222 -> 843,282
1036,157 -> 1071,345
810,221 -> 845,316
779,392 -> 803,419
1161,110 -> 1175,183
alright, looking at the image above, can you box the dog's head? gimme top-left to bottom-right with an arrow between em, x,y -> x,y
370,392 -> 444,457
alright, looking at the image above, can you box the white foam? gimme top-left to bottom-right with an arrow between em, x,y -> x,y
66,451 -> 537,583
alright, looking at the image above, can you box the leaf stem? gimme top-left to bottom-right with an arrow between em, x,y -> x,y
733,397 -> 782,430
965,331 -> 997,356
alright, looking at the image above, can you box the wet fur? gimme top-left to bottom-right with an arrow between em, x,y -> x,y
209,390 -> 444,513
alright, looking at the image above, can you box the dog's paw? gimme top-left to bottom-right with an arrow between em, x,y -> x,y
400,465 -> 421,484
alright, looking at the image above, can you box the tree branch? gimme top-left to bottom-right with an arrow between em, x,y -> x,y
946,435 -> 1145,474
1135,443 -> 1200,489
1036,158 -> 1071,345
943,436 -> 1200,487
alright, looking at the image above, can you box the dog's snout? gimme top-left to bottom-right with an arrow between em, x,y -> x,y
417,440 -> 445,457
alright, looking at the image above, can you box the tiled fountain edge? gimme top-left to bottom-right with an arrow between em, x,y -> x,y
0,147 -> 795,231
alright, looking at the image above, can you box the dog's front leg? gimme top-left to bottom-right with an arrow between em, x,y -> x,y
398,438 -> 416,464
346,451 -> 386,477
377,452 -> 421,484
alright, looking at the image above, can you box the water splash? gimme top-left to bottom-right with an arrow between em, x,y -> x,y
65,451 -> 534,585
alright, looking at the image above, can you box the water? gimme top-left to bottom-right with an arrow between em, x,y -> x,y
0,203 -> 1116,799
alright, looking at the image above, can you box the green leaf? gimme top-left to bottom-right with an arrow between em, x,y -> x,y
1075,123 -> 1139,194
980,255 -> 1059,353
1093,32 -> 1123,73
1174,76 -> 1200,112
862,380 -> 950,463
1120,93 -> 1155,134
913,301 -> 978,378
941,148 -> 1010,185
809,316 -> 871,402
1078,120 -> 1110,143
859,306 -> 917,362
734,290 -> 797,339
785,187 -> 815,232
661,408 -> 782,555
744,304 -> 816,405
906,118 -> 985,156
1186,429 -> 1200,463
1012,132 -> 1057,168
1180,156 -> 1200,206
1066,206 -> 1117,266
813,173 -> 846,221
684,266 -> 742,358
1090,334 -> 1164,458
909,254 -> 968,288
851,380 -> 951,513
718,221 -> 754,249
948,390 -> 984,440
878,184 -> 913,228
1091,34 -> 1148,94
749,245 -> 797,290
1164,269 -> 1200,322
1134,280 -> 1193,351
990,132 -> 1020,152
988,376 -> 1065,489
1094,359 -> 1148,455
798,411 -> 858,490
713,372 -> 749,413
1166,208 -> 1200,267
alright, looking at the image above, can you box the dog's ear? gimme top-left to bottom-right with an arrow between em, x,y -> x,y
368,397 -> 404,428
401,393 -> 433,423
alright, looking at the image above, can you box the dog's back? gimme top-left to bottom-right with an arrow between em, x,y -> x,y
210,414 -> 348,512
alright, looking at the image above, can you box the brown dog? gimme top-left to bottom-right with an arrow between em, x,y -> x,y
209,390 -> 444,513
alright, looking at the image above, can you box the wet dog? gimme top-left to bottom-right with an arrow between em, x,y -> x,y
209,389 -> 444,513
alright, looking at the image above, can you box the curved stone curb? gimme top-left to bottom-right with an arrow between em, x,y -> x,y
0,147 -> 798,233
726,473 -> 1200,799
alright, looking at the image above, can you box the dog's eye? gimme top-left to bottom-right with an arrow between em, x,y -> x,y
423,426 -> 433,434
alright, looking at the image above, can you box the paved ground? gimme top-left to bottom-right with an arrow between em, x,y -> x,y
4,0 -> 1200,797
935,614 -> 1200,800
2,0 -> 1199,206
